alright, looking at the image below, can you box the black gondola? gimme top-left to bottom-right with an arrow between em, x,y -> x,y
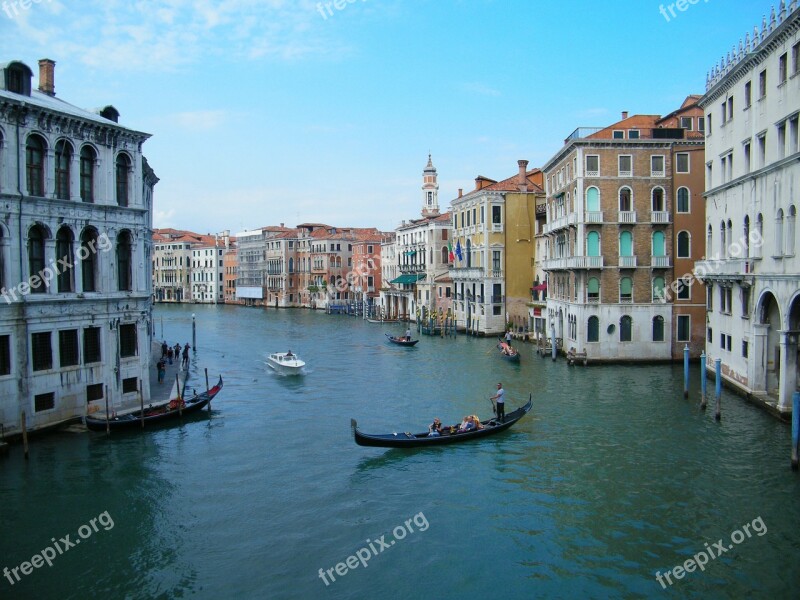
85,376 -> 223,432
385,333 -> 419,347
497,340 -> 521,363
351,395 -> 532,448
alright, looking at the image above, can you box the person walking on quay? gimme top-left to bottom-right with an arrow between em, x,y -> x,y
167,346 -> 174,365
174,342 -> 181,359
161,341 -> 168,358
182,343 -> 190,368
490,382 -> 505,422
156,358 -> 166,384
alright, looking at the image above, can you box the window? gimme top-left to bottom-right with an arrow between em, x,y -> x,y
708,328 -> 713,344
0,334 -> 9,376
26,135 -> 45,196
34,392 -> 55,412
788,206 -> 797,255
698,117 -> 705,132
744,81 -> 752,108
81,228 -> 98,292
707,113 -> 712,134
122,377 -> 138,394
790,116 -> 799,155
56,227 -> 74,293
651,187 -> 665,212
677,315 -> 690,342
653,277 -> 666,302
652,316 -> 665,342
676,153 -> 689,173
651,155 -> 665,176
55,140 -> 72,200
587,231 -> 600,256
32,331 -> 52,371
741,287 -> 751,318
119,323 -> 137,358
742,340 -> 749,358
706,285 -> 714,311
652,231 -> 665,257
116,154 -> 131,207
117,231 -> 133,291
83,327 -> 101,363
618,155 -> 632,176
779,53 -> 788,84
677,231 -> 690,258
620,315 -> 632,342
628,130 -> 640,139
620,231 -> 633,257
744,141 -> 751,172
620,277 -> 632,303
28,225 -> 47,294
87,383 -> 103,403
677,277 -> 691,300
759,69 -> 767,99
492,206 -> 502,225
727,97 -> 733,121
587,277 -> 600,302
676,187 -> 690,213
58,329 -> 79,368
79,146 -> 95,202
586,187 -> 599,212
587,316 -> 599,342
721,100 -> 727,124
680,117 -> 693,130
613,130 -> 624,139
793,41 -> 800,75
492,251 -> 501,272
619,187 -> 632,212
586,155 -> 599,176
775,209 -> 784,256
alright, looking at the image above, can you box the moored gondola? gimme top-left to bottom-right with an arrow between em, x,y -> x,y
385,333 -> 419,347
85,376 -> 223,432
351,395 -> 532,448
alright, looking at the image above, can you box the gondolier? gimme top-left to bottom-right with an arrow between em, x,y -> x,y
490,382 -> 505,422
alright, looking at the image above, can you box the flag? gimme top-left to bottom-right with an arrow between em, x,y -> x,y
455,240 -> 463,261
448,242 -> 455,262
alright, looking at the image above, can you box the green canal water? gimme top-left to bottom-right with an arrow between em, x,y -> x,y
2,304 -> 799,599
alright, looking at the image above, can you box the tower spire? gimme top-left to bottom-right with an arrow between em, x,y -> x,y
421,153 -> 439,217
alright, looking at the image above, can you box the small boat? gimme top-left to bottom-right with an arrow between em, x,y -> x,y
385,333 -> 419,347
85,376 -> 223,432
266,351 -> 306,374
352,396 -> 532,448
497,341 -> 521,363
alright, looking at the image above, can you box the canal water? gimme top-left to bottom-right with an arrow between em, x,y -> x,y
2,304 -> 799,599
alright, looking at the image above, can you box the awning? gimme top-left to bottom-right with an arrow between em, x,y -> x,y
390,274 -> 426,284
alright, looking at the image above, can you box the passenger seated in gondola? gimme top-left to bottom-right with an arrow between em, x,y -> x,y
428,418 -> 442,437
457,416 -> 470,432
470,414 -> 484,430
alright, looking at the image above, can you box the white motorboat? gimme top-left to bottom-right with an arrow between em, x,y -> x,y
266,351 -> 306,375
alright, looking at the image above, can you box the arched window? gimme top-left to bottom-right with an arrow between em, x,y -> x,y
727,220 -> 733,257
720,221 -> 727,257
56,227 -> 74,293
587,316 -> 599,342
28,225 -> 47,293
619,187 -> 632,212
776,209 -> 784,256
756,213 -> 763,257
707,225 -> 713,256
466,239 -> 472,268
116,154 -> 131,207
653,276 -> 666,302
441,246 -> 448,264
80,228 -> 99,292
676,187 -> 690,213
586,187 -> 599,212
80,146 -> 96,203
587,231 -> 600,256
288,257 -> 294,273
26,135 -> 46,197
620,315 -> 632,342
652,316 -> 665,342
652,231 -> 665,257
587,277 -> 600,302
619,231 -> 633,256
55,140 -> 72,200
677,231 -> 690,258
743,215 -> 750,257
651,187 -> 665,212
117,231 -> 133,291
620,277 -> 632,303
788,206 -> 796,255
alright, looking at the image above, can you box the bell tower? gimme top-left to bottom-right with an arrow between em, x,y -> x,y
421,154 -> 439,217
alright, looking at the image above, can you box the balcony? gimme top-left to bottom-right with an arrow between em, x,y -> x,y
650,211 -> 670,224
490,295 -> 504,304
490,270 -> 503,279
618,211 -> 637,224
651,256 -> 670,268
693,258 -> 755,282
542,256 -> 604,270
546,212 -> 577,233
619,256 -> 637,268
450,266 -> 484,281
585,211 -> 603,224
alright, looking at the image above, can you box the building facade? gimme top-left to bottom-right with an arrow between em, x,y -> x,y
696,3 -> 800,413
0,58 -> 156,433
191,232 -> 228,304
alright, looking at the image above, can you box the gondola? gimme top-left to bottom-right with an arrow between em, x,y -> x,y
385,333 -> 419,347
497,341 -> 521,363
85,376 -> 223,432
351,395 -> 532,448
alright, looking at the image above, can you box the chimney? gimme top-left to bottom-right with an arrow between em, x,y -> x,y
38,58 -> 55,96
517,160 -> 529,192
458,188 -> 463,198
621,111 -> 628,120
280,223 -> 284,228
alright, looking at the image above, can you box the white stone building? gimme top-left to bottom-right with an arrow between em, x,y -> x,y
191,233 -> 228,304
0,59 -> 157,433
696,2 -> 800,413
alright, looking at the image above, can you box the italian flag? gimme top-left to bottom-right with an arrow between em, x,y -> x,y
448,242 -> 455,262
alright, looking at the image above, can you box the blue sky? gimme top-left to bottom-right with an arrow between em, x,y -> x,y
0,0 -> 772,234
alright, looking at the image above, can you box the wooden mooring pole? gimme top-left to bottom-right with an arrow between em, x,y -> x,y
21,410 -> 29,460
699,352 -> 707,410
683,344 -> 690,398
714,358 -> 722,421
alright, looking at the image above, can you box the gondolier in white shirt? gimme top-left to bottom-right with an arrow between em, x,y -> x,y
490,382 -> 505,422
405,327 -> 412,341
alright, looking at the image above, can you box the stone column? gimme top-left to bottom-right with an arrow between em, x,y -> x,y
778,331 -> 798,411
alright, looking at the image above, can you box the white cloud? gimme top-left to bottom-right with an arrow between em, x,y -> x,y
458,82 -> 502,97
